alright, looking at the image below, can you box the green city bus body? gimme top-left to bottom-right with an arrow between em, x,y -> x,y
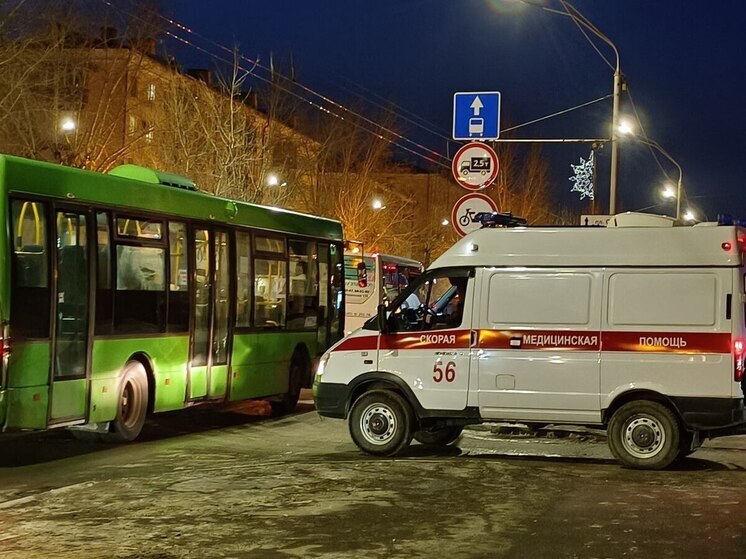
0,155 -> 345,433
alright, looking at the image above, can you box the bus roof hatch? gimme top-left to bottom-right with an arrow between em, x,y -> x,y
108,164 -> 197,191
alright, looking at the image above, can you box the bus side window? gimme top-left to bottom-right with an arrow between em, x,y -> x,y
10,200 -> 51,339
235,231 -> 252,327
95,211 -> 113,334
167,222 -> 189,332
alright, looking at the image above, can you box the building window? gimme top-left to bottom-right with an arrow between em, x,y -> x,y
147,83 -> 156,101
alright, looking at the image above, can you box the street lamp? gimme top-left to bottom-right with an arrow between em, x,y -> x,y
618,123 -> 684,221
517,0 -> 623,214
372,199 -> 385,210
60,117 -> 76,132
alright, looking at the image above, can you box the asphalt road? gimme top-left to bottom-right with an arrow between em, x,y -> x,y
1,393 -> 745,559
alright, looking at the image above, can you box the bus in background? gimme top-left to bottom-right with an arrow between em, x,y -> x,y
0,155 -> 345,442
344,250 -> 423,333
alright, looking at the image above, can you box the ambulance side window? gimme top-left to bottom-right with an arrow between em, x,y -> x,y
390,269 -> 470,332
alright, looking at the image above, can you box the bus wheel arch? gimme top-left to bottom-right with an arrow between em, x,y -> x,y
129,351 -> 156,415
270,345 -> 310,416
292,343 -> 312,388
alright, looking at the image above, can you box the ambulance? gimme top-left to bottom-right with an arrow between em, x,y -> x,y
313,212 -> 746,469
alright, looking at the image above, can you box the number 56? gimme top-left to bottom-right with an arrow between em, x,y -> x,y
433,361 -> 456,383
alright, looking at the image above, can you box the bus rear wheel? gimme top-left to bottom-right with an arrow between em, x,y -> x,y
414,425 -> 464,446
607,400 -> 680,470
270,353 -> 306,416
349,390 -> 414,456
101,361 -> 149,443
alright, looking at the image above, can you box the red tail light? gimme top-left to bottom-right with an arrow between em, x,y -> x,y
734,339 -> 745,382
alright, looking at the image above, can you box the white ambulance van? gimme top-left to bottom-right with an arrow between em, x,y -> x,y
313,212 -> 746,469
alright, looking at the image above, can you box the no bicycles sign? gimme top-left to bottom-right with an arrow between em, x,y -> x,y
451,192 -> 498,237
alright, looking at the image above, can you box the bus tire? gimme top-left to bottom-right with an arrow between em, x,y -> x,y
607,400 -> 680,470
349,389 -> 414,456
414,425 -> 464,446
101,361 -> 149,443
270,353 -> 306,416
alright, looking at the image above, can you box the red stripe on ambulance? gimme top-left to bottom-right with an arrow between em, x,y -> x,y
602,332 -> 731,354
334,330 -> 732,354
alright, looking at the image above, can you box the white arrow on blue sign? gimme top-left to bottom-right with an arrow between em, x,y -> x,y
452,91 -> 501,141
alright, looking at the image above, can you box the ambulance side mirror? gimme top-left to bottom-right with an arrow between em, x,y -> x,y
377,303 -> 390,334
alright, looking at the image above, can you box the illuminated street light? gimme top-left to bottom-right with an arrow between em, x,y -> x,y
661,185 -> 676,199
266,174 -> 279,187
372,199 -> 385,210
516,0 -> 623,215
441,218 -> 449,226
617,119 -> 634,136
60,117 -> 76,132
683,209 -> 696,222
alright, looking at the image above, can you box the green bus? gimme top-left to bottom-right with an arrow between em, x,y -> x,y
0,154 -> 345,441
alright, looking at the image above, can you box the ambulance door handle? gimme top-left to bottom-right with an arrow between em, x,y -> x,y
470,330 -> 477,347
509,337 -> 522,349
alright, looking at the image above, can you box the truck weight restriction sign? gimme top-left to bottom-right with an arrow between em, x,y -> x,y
451,192 -> 498,237
451,142 -> 499,191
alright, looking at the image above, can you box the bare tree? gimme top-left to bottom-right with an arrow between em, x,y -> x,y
296,107 -> 415,254
0,0 -> 161,170
485,142 -> 555,224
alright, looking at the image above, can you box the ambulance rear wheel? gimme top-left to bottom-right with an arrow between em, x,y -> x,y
414,425 -> 464,446
349,390 -> 414,457
608,400 -> 680,470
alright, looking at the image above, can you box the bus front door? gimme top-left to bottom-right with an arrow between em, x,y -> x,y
49,209 -> 91,424
189,227 -> 232,401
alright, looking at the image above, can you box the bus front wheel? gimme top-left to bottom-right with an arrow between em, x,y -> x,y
101,361 -> 149,443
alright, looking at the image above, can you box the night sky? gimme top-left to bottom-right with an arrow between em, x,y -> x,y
160,0 -> 746,221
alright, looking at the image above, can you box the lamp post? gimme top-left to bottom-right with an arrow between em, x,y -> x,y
518,0 -> 622,214
640,138 -> 684,221
617,122 -> 684,221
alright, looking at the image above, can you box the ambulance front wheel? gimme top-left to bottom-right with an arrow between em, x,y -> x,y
607,400 -> 681,470
349,390 -> 414,457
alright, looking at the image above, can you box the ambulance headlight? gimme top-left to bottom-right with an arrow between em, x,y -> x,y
316,352 -> 330,378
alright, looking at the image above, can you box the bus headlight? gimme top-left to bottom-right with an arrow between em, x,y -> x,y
316,352 -> 330,378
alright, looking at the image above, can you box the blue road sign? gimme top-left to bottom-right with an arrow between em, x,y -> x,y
453,91 -> 501,141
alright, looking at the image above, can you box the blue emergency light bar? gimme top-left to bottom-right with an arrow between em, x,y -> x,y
473,211 -> 527,228
717,214 -> 746,227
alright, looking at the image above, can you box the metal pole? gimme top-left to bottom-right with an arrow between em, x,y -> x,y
609,68 -> 622,214
638,137 -> 683,221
